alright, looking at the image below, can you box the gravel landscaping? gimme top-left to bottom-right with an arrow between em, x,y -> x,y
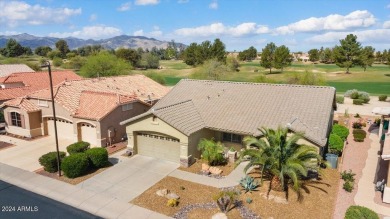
178,159 -> 235,176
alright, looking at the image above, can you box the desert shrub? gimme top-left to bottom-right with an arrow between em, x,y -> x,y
240,175 -> 259,193
344,89 -> 358,98
379,95 -> 387,101
358,92 -> 370,103
353,99 -> 364,105
345,205 -> 379,219
352,122 -> 362,129
61,153 -> 90,178
213,189 -> 239,213
166,199 -> 179,207
343,181 -> 354,192
66,141 -> 90,154
197,138 -> 226,166
336,95 -> 344,104
331,124 -> 349,141
52,57 -> 63,67
353,129 -> 366,142
38,151 -> 66,173
341,169 -> 356,182
354,113 -> 360,118
328,134 -> 344,156
85,148 -> 109,168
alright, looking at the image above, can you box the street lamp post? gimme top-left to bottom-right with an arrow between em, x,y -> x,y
41,61 -> 61,177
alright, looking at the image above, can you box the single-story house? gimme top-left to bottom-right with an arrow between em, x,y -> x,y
1,75 -> 170,146
0,71 -> 81,104
120,79 -> 337,167
0,64 -> 35,77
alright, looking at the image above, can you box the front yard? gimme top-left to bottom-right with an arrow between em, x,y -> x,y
132,168 -> 340,219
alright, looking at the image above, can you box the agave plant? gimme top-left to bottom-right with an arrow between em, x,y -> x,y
239,175 -> 259,193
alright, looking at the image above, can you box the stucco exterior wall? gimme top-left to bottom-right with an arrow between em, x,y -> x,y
188,128 -> 216,160
3,107 -> 39,138
99,102 -> 149,146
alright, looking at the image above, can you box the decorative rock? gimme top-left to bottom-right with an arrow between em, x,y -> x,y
201,163 -> 210,171
209,167 -> 222,175
166,192 -> 180,200
274,196 -> 288,204
156,189 -> 169,197
212,212 -> 228,219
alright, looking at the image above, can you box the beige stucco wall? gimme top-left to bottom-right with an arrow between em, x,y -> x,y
3,106 -> 41,138
125,115 -> 189,159
188,128 -> 216,160
99,102 -> 149,147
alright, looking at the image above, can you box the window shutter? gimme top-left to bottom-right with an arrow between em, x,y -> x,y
7,112 -> 11,126
21,114 -> 25,129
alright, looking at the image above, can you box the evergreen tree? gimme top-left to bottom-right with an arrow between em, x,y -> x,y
333,34 -> 362,73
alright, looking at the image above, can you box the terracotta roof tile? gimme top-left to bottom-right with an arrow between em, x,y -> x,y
1,97 -> 40,112
0,71 -> 81,101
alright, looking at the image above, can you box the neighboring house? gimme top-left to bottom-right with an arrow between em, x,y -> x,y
0,71 -> 81,104
121,79 -> 337,167
1,75 -> 169,147
0,64 -> 35,77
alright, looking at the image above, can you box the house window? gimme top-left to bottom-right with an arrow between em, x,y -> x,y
222,132 -> 242,143
38,99 -> 48,107
11,112 -> 22,127
122,103 -> 133,111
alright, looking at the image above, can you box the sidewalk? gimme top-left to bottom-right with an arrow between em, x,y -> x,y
0,162 -> 171,219
354,133 -> 390,216
169,161 -> 249,188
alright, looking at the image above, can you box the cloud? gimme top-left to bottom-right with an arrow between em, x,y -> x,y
49,25 -> 122,39
0,31 -> 21,36
117,2 -> 131,11
174,22 -> 269,37
383,21 -> 390,29
135,0 -> 160,6
306,29 -> 390,44
0,1 -> 81,27
209,0 -> 218,9
133,30 -> 144,36
178,0 -> 189,3
89,14 -> 97,21
275,10 -> 376,35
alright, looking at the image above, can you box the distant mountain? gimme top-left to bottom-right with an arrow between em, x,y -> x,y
0,33 -> 187,50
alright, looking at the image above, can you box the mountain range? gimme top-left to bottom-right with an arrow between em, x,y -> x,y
0,33 -> 186,50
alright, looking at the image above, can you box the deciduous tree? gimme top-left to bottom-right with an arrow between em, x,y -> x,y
55,40 -> 70,58
308,49 -> 319,62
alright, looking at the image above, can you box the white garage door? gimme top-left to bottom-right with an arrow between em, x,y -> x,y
137,132 -> 180,163
79,123 -> 97,146
47,118 -> 73,140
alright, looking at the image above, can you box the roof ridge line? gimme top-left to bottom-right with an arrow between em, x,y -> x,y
153,99 -> 193,111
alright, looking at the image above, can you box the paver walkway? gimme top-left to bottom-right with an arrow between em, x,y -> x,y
354,133 -> 390,216
0,162 -> 171,219
169,161 -> 249,188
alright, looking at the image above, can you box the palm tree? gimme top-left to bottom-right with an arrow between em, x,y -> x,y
238,127 -> 321,198
197,138 -> 226,166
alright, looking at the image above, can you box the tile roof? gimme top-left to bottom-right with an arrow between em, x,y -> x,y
1,97 -> 40,112
0,64 -> 35,77
121,79 -> 336,147
0,71 -> 81,101
28,74 -> 170,121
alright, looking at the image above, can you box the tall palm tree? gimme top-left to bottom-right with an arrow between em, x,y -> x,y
238,127 -> 321,197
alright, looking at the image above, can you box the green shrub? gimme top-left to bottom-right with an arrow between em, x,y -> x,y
336,95 -> 344,104
340,169 -> 356,182
331,124 -> 349,141
66,141 -> 90,154
61,153 -> 90,178
345,205 -> 379,219
166,199 -> 179,207
197,138 -> 226,166
328,134 -> 344,156
379,95 -> 387,101
145,72 -> 166,85
85,148 -> 109,168
353,129 -> 366,142
353,99 -> 364,105
352,122 -> 362,129
358,92 -> 370,103
350,91 -> 359,99
38,151 -> 66,173
343,181 -> 353,192
354,113 -> 360,118
52,57 -> 62,67
344,89 -> 358,98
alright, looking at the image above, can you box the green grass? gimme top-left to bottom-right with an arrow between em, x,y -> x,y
164,76 -> 183,86
328,82 -> 390,95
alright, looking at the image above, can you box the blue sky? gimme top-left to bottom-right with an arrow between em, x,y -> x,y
1,0 -> 390,51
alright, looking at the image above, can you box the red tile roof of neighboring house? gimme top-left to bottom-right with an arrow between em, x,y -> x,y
2,97 -> 40,112
73,91 -> 138,120
26,74 -> 169,121
0,71 -> 81,101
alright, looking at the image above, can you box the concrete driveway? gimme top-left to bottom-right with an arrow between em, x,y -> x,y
77,155 -> 179,202
0,135 -> 73,171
